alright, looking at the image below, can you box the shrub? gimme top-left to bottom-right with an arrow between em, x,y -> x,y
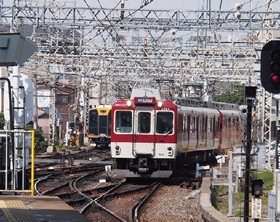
26,125 -> 48,154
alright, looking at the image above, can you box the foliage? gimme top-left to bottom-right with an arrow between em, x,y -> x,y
234,209 -> 244,217
25,124 -> 48,154
262,196 -> 268,205
214,84 -> 246,105
0,112 -> 4,129
55,144 -> 65,152
213,185 -> 228,194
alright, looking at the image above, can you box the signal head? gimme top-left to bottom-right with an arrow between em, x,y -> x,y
261,41 -> 280,93
271,49 -> 280,61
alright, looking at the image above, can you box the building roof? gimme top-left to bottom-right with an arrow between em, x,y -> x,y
38,108 -> 63,122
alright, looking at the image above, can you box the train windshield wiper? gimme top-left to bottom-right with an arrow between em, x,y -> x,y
164,130 -> 172,137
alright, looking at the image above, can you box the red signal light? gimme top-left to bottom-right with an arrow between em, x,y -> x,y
271,73 -> 280,83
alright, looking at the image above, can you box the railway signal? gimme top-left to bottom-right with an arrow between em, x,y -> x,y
261,40 -> 280,94
252,179 -> 263,197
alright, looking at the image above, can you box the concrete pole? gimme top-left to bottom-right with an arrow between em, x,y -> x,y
228,151 -> 233,216
11,65 -> 20,190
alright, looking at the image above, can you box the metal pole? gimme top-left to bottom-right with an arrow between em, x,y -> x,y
244,98 -> 253,222
276,99 -> 279,169
276,99 -> 280,219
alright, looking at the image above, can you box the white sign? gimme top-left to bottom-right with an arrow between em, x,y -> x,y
252,197 -> 262,219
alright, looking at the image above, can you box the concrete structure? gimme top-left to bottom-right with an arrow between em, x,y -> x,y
0,195 -> 91,222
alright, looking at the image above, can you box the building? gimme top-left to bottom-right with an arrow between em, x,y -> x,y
37,80 -> 77,141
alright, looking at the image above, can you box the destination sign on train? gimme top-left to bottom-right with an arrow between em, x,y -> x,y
137,98 -> 153,103
134,97 -> 155,104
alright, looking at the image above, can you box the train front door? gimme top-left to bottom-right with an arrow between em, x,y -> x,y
133,109 -> 155,156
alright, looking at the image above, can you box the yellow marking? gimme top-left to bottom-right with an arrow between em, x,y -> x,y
0,200 -> 37,222
0,200 -> 17,222
96,107 -> 111,115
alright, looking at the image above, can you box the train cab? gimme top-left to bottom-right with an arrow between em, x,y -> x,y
111,95 -> 177,178
88,105 -> 112,147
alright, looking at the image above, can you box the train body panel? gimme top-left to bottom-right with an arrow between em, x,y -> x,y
111,88 -> 242,178
111,141 -> 176,159
176,106 -> 220,153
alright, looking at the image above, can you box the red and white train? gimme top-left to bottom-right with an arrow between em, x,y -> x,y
110,88 -> 242,178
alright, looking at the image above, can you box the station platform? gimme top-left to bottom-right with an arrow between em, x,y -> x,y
0,195 -> 91,222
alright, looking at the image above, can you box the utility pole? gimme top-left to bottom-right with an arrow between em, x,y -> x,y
244,86 -> 257,222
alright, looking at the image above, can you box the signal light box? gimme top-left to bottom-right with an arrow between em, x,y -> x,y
0,33 -> 37,66
261,40 -> 280,94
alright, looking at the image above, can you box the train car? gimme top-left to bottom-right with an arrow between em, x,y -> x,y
111,88 -> 241,178
88,105 -> 112,148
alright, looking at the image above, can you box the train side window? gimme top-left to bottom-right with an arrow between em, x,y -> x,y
156,112 -> 173,134
190,116 -> 195,133
89,110 -> 98,127
115,111 -> 132,133
223,118 -> 227,127
216,118 -> 220,132
200,117 -> 205,132
184,114 -> 188,132
208,117 -> 212,132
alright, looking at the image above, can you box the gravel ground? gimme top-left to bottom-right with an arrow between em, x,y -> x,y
140,185 -> 200,222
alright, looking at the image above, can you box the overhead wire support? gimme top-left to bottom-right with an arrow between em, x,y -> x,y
2,0 -> 280,146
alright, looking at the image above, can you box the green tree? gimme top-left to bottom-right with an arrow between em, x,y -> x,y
214,84 -> 246,105
26,124 -> 48,154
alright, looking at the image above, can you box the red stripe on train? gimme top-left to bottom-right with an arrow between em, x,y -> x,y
111,134 -> 176,143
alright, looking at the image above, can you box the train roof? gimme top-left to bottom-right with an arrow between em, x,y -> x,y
179,106 -> 220,115
130,88 -> 165,100
219,109 -> 241,116
174,97 -> 239,111
97,105 -> 112,109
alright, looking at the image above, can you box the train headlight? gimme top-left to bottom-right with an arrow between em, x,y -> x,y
127,100 -> 132,107
158,101 -> 163,108
115,145 -> 121,155
167,147 -> 173,156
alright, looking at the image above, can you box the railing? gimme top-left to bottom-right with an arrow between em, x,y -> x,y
0,130 -> 35,196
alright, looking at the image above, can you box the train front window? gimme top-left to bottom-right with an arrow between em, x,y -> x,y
115,111 -> 132,133
89,109 -> 98,135
99,116 -> 107,134
138,112 -> 151,134
89,110 -> 98,127
156,112 -> 173,134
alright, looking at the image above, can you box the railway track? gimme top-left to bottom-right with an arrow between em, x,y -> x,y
33,147 -> 202,222
81,181 -> 162,222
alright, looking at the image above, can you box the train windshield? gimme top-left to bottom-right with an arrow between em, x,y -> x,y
99,116 -> 107,134
156,112 -> 174,134
138,112 -> 151,134
115,111 -> 132,133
